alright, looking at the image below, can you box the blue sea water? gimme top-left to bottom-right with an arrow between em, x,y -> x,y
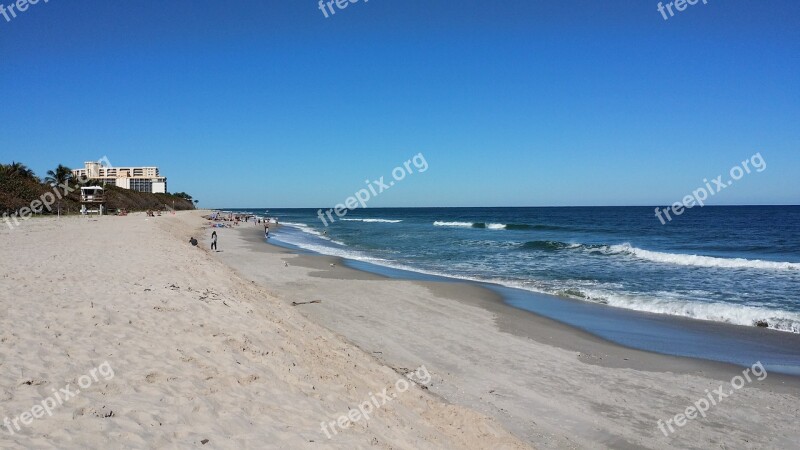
237,206 -> 800,334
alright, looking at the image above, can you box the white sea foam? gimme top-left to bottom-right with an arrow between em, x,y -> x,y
280,222 -> 346,246
432,221 -> 522,230
272,225 -> 390,265
340,218 -> 403,223
433,221 -> 475,227
574,288 -> 800,333
600,243 -> 800,271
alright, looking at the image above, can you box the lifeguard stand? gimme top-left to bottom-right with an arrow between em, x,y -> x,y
80,186 -> 106,215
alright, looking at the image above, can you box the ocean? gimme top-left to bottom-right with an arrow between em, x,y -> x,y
226,206 -> 800,371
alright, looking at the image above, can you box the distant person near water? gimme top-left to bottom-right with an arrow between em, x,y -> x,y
211,231 -> 218,251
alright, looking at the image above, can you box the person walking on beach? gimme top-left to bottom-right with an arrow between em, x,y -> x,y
211,231 -> 218,251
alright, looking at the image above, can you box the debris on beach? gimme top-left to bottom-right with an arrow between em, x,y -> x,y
291,300 -> 322,306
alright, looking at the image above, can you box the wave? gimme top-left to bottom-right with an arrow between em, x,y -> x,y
559,288 -> 800,333
504,223 -> 536,230
552,288 -> 800,333
520,240 -> 581,251
469,222 -> 505,229
340,218 -> 403,223
280,222 -> 346,246
604,243 -> 800,271
493,279 -> 800,333
519,240 -> 800,271
433,221 -> 475,227
434,221 -> 556,230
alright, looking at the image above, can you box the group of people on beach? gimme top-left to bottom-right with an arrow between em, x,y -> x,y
209,211 -> 278,225
194,212 -> 277,251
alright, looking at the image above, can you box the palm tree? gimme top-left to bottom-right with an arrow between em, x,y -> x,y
44,164 -> 73,187
1,161 -> 36,179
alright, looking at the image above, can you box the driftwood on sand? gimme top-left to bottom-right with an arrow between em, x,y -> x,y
291,300 -> 322,306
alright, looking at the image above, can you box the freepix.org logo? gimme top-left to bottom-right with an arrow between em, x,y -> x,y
657,0 -> 709,21
3,362 -> 115,436
1,0 -> 51,24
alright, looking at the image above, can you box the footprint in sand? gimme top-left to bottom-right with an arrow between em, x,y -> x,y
145,372 -> 161,384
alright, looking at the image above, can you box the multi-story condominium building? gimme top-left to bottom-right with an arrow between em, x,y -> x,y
72,161 -> 168,194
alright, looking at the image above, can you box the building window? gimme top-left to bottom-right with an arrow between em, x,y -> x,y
129,179 -> 153,193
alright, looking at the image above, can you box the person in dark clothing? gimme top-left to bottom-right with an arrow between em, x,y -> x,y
211,231 -> 218,251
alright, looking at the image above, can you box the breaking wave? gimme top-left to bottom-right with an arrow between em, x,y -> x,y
340,218 -> 403,223
434,222 -> 566,231
561,289 -> 800,333
520,241 -> 800,271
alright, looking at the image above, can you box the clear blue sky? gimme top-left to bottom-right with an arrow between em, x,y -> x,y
1,0 -> 797,208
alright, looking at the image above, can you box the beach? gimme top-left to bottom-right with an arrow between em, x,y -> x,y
2,211 -> 799,449
0,212 -> 526,449
3,0 -> 798,447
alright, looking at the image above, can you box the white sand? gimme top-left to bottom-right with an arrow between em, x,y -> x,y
0,213 -> 527,449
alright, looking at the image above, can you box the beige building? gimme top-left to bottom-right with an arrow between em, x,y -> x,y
72,162 -> 167,194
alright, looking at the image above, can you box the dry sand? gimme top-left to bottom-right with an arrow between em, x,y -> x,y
0,212 -> 527,449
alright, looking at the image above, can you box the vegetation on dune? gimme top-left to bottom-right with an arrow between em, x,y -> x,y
0,162 -> 196,215
0,161 -> 38,180
0,166 -> 51,213
102,185 -> 195,212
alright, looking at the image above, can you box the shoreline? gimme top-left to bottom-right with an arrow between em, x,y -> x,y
209,220 -> 800,448
250,207 -> 800,336
259,221 -> 800,378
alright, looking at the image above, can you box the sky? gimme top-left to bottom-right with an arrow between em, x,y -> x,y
0,0 -> 798,208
